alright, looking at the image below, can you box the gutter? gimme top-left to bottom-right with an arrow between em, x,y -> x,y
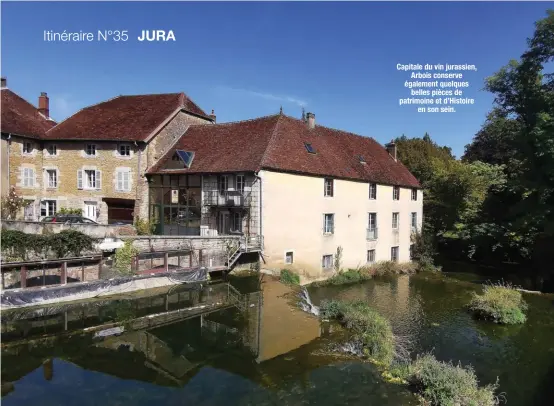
135,141 -> 141,222
254,171 -> 263,243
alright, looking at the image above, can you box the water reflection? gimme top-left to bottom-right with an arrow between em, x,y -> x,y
308,273 -> 554,406
1,275 -> 416,405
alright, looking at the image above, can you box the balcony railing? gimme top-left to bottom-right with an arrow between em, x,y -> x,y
366,227 -> 378,240
203,190 -> 252,207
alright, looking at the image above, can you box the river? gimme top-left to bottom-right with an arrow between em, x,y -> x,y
1,272 -> 554,405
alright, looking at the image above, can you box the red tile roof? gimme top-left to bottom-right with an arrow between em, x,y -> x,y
44,92 -> 211,141
148,114 -> 421,188
1,89 -> 56,138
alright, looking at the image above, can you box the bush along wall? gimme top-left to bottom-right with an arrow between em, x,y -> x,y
0,228 -> 98,261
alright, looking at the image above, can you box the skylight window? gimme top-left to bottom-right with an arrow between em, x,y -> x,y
175,150 -> 195,168
304,142 -> 316,154
358,155 -> 366,164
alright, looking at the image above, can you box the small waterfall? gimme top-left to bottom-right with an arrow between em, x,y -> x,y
298,287 -> 320,316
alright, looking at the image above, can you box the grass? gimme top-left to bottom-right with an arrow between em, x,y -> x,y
312,261 -> 417,287
280,269 -> 300,285
468,282 -> 527,324
407,354 -> 501,406
320,299 -> 395,366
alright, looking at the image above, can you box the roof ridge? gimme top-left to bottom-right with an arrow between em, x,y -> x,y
187,113 -> 281,128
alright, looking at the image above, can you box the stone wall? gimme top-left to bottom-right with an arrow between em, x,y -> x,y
127,235 -> 242,269
1,220 -> 135,238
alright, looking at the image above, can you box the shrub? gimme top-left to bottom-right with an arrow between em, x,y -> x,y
280,269 -> 300,285
409,354 -> 500,406
320,299 -> 395,366
312,261 -> 416,287
57,207 -> 83,215
113,240 -> 139,275
0,187 -> 26,220
468,282 -> 527,324
135,217 -> 156,235
0,228 -> 95,260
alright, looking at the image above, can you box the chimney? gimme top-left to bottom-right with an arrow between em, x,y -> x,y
1,77 -> 6,88
209,109 -> 216,123
385,139 -> 397,161
306,112 -> 315,129
38,92 -> 50,118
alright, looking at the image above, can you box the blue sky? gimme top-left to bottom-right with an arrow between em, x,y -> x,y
1,1 -> 550,157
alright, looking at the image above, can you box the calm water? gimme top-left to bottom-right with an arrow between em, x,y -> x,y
309,273 -> 554,406
2,272 -> 554,405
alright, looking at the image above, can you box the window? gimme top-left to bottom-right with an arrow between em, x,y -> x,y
176,150 -> 195,167
393,186 -> 400,200
24,200 -> 35,220
411,188 -> 418,201
304,142 -> 316,154
410,244 -> 415,260
324,178 -> 334,197
285,251 -> 294,264
116,169 -> 131,192
367,249 -> 376,264
232,212 -> 243,232
323,213 -> 334,234
22,168 -> 35,187
46,169 -> 57,188
411,212 -> 417,231
85,144 -> 97,156
118,144 -> 131,157
391,246 -> 399,262
358,155 -> 366,164
369,183 -> 377,200
322,254 -> 333,269
22,142 -> 33,154
78,169 -> 101,189
218,175 -> 229,193
40,200 -> 57,217
46,144 -> 57,156
392,212 -> 399,229
236,175 -> 245,193
367,213 -> 378,240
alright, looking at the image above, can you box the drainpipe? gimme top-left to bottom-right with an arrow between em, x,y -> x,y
135,141 -> 141,224
254,171 -> 263,247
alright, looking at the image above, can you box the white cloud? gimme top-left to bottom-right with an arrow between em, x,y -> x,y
217,86 -> 307,107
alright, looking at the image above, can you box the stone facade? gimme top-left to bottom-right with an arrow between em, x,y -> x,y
6,111 -> 211,224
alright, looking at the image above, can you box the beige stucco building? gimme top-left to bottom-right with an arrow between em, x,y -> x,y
148,112 -> 423,276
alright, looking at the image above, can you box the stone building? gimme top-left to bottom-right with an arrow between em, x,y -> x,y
1,78 -> 214,223
147,112 -> 423,276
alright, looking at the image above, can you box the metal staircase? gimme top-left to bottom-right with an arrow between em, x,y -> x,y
225,235 -> 263,271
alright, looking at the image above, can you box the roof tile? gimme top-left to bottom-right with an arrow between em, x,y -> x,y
1,89 -> 56,138
149,114 -> 420,188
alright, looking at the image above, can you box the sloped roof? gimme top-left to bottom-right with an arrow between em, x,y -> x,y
44,92 -> 211,141
148,114 -> 421,188
0,89 -> 56,138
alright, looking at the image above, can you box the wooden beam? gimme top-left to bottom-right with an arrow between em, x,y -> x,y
61,262 -> 67,285
20,266 -> 27,289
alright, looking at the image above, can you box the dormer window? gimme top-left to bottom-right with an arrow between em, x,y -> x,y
22,142 -> 33,154
118,144 -> 131,157
175,150 -> 195,168
85,144 -> 97,156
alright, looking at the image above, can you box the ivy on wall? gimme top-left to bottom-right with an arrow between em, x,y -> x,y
0,229 -> 98,261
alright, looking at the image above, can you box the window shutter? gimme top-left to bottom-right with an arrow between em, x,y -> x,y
116,171 -> 122,191
77,170 -> 83,189
96,170 -> 102,189
124,170 -> 130,191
